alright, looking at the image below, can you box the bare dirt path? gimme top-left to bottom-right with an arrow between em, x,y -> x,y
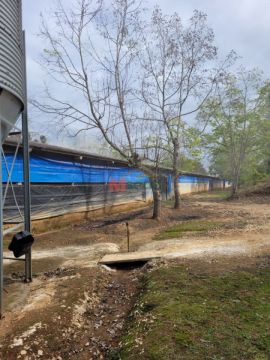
137,197 -> 270,259
1,191 -> 270,359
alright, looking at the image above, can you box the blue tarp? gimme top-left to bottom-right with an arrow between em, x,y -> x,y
2,154 -> 149,184
167,174 -> 172,193
2,152 -> 216,187
179,175 -> 211,183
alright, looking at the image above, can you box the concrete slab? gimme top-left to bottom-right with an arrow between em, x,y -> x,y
99,251 -> 161,265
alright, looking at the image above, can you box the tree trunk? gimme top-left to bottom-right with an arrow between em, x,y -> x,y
150,177 -> 161,219
173,139 -> 181,209
231,179 -> 239,196
231,170 -> 240,197
173,168 -> 180,209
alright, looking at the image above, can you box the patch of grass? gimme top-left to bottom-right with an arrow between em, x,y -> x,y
206,190 -> 230,199
155,220 -> 224,240
119,265 -> 270,359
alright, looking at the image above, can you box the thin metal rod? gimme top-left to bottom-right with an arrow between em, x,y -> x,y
22,31 -> 32,282
0,116 -> 21,132
126,222 -> 130,252
2,146 -> 24,220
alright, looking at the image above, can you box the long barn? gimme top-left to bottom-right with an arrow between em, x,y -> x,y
2,139 -> 228,224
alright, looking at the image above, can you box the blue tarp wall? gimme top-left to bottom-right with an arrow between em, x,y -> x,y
179,175 -> 212,183
2,154 -> 149,184
2,150 -> 225,222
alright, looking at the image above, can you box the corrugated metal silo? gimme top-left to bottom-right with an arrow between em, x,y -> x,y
0,0 -> 24,142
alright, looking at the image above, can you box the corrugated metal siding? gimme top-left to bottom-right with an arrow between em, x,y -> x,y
0,0 -> 24,103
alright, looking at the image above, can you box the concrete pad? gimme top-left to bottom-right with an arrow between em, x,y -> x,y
99,251 -> 161,265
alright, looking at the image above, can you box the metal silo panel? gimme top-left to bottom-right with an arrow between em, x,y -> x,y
0,0 -> 24,105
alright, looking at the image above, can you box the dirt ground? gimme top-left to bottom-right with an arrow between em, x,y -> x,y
1,190 -> 270,359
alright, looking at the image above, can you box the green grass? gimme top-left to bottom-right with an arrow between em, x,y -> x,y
155,220 -> 225,240
204,190 -> 231,199
163,190 -> 231,206
118,265 -> 270,360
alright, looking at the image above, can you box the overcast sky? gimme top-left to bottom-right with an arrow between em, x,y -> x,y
22,0 -> 270,145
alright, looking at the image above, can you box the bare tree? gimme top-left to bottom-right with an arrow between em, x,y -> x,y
32,0 -> 164,219
139,8 -> 230,208
135,120 -> 170,216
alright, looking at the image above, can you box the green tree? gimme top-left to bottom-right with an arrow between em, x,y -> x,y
257,83 -> 270,177
200,67 -> 265,194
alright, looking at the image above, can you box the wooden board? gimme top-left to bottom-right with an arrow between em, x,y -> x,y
99,251 -> 161,265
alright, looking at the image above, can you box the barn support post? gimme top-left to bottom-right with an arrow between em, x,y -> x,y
22,31 -> 32,282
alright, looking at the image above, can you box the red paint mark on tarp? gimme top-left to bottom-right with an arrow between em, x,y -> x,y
109,178 -> 127,192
